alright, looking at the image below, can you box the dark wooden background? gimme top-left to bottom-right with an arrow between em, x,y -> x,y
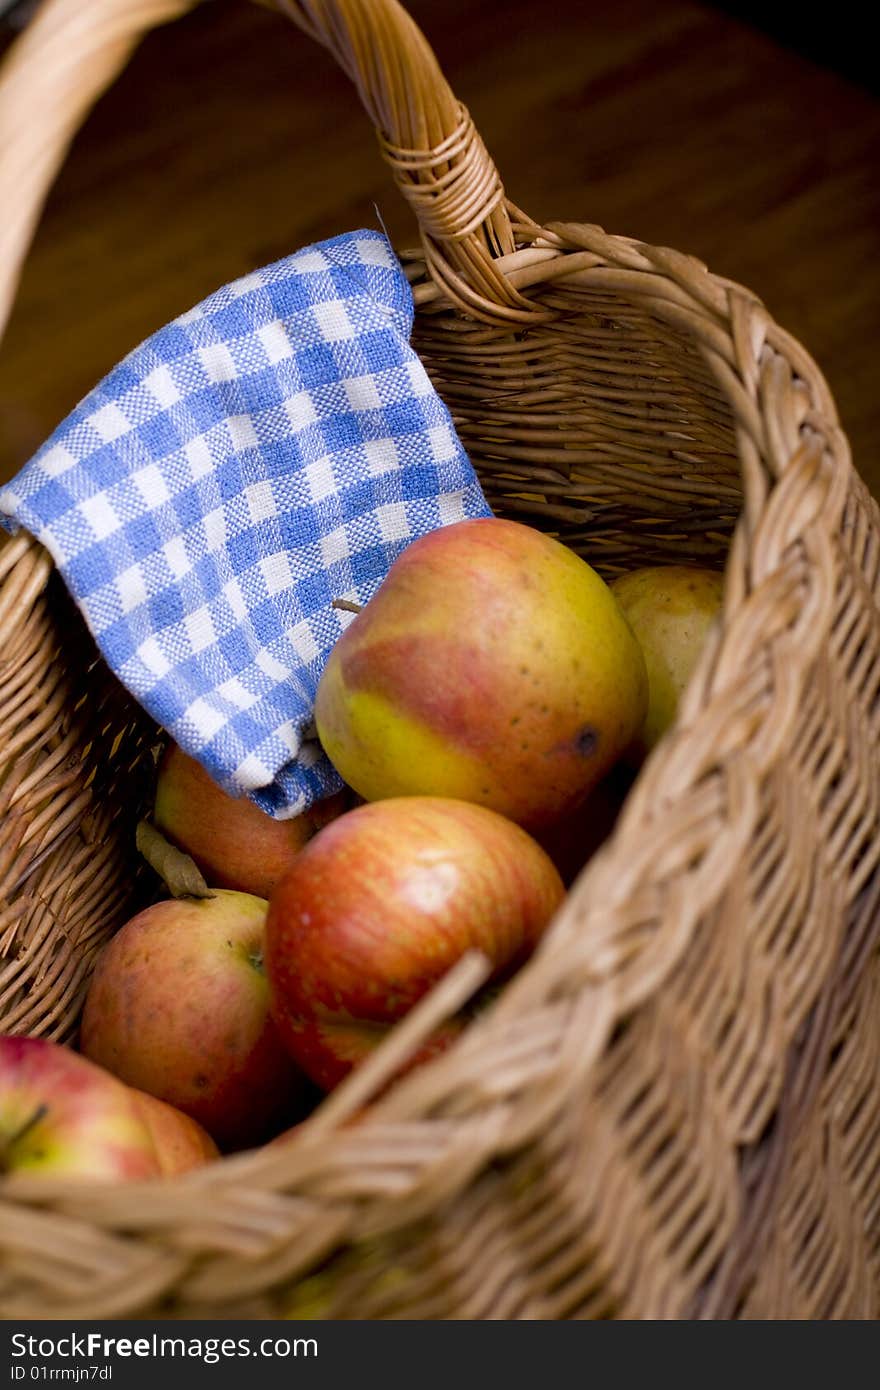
1,0 -> 878,495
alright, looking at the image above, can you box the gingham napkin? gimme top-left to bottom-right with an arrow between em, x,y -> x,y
0,231 -> 490,816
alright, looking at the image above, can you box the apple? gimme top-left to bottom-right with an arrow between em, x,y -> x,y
127,1088 -> 219,1175
536,764 -> 634,887
315,517 -> 647,834
265,797 -> 565,1091
153,743 -> 349,899
0,1036 -> 160,1181
80,890 -> 308,1149
610,565 -> 724,755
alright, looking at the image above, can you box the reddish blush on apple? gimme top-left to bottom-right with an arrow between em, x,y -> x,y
80,890 -> 307,1150
153,743 -> 349,900
265,797 -> 565,1091
0,1036 -> 160,1181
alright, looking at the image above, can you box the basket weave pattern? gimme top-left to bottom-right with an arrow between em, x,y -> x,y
1,0 -> 879,1320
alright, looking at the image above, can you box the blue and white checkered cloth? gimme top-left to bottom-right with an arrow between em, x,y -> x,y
0,230 -> 490,816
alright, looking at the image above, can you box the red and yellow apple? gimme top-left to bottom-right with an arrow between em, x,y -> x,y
80,890 -> 307,1149
265,797 -> 565,1091
315,517 -> 647,834
127,1088 -> 219,1175
0,1036 -> 160,1181
153,743 -> 349,899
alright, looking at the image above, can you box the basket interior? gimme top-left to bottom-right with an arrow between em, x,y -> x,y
413,274 -> 741,576
0,270 -> 743,1045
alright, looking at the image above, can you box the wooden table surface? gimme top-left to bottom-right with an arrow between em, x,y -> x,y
1,0 -> 878,495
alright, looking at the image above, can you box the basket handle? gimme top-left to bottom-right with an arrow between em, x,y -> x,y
0,0 -> 540,342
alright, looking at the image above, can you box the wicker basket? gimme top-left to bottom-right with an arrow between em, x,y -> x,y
2,0 -> 880,1321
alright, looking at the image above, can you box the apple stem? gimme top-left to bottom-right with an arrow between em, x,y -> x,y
0,1102 -> 48,1171
136,820 -> 215,900
331,598 -> 363,615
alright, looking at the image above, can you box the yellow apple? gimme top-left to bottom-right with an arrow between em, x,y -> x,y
610,564 -> 724,755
